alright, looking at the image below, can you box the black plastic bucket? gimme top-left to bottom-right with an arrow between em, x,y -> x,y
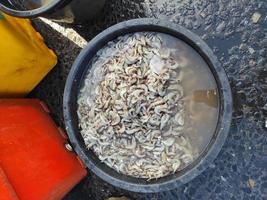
63,18 -> 232,193
0,0 -> 105,23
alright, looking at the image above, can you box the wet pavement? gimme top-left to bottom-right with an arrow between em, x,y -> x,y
31,0 -> 267,199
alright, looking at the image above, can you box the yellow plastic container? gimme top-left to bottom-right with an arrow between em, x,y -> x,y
0,13 -> 57,97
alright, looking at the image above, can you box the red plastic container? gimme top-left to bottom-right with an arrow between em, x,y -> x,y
0,99 -> 87,200
0,167 -> 18,200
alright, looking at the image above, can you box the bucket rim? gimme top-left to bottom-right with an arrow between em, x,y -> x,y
0,0 -> 68,18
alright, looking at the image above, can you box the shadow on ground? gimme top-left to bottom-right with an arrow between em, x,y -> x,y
29,18 -> 82,127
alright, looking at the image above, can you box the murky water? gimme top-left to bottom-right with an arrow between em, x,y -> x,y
159,32 -> 219,154
78,32 -> 220,178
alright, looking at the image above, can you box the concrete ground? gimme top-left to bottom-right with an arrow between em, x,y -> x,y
31,0 -> 267,199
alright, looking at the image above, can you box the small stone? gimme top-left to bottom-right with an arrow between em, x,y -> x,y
216,21 -> 226,32
204,24 -> 212,32
199,11 -> 207,18
239,44 -> 246,51
248,47 -> 255,54
247,179 -> 256,189
65,143 -> 73,151
251,12 -> 261,23
221,176 -> 227,182
201,34 -> 208,40
249,60 -> 256,67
